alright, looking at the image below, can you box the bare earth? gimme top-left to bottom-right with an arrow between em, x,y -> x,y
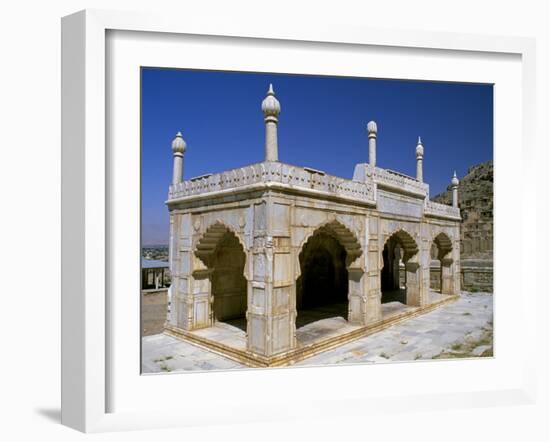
141,291 -> 493,373
141,289 -> 168,336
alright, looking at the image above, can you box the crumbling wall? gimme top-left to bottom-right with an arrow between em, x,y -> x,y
432,160 -> 493,291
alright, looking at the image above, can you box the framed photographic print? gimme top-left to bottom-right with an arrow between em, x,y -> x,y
141,67 -> 490,371
61,9 -> 536,433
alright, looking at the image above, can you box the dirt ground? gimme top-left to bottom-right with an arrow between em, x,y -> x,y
141,289 -> 168,336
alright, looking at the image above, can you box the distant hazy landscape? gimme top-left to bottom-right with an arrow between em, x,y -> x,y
142,245 -> 168,262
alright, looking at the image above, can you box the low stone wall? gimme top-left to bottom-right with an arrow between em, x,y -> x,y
459,259 -> 493,292
399,259 -> 493,292
427,259 -> 493,292
141,288 -> 168,336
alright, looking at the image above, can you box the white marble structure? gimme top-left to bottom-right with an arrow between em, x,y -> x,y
451,171 -> 460,208
416,136 -> 424,182
165,85 -> 461,364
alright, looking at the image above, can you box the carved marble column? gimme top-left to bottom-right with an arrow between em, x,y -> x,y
168,213 -> 214,331
420,235 -> 432,306
246,199 -> 295,356
392,245 -> 402,289
347,264 -> 369,325
405,258 -> 422,306
440,256 -> 454,294
365,215 -> 382,324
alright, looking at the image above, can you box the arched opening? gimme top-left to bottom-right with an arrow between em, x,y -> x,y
195,224 -> 248,331
432,232 -> 454,295
211,232 -> 247,330
296,232 -> 349,328
381,242 -> 405,303
381,230 -> 419,305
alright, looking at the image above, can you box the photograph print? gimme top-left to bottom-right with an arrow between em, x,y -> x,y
140,68 -> 494,373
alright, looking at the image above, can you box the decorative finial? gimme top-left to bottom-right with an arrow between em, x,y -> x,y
367,120 -> 378,136
261,83 -> 281,118
172,131 -> 186,154
367,121 -> 377,167
416,136 -> 424,157
171,131 -> 186,185
262,84 -> 280,161
451,170 -> 459,186
451,171 -> 459,207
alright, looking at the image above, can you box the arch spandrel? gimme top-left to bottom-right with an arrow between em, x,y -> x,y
432,231 -> 454,261
295,219 -> 364,277
194,221 -> 250,280
382,228 -> 419,263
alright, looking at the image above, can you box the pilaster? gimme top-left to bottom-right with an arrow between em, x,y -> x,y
364,215 -> 382,324
419,234 -> 431,306
405,259 -> 422,306
247,198 -> 295,356
169,213 -> 212,331
440,256 -> 454,295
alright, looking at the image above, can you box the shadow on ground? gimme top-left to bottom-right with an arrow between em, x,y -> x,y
34,408 -> 61,423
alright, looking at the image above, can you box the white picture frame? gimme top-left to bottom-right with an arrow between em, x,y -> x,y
61,9 -> 537,433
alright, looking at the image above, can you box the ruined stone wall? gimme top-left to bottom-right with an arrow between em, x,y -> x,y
428,261 -> 493,292
432,160 -> 493,291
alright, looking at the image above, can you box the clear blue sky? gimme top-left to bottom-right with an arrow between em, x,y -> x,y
141,68 -> 493,246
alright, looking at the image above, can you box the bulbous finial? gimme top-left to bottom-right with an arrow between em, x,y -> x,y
451,170 -> 459,186
367,120 -> 378,136
261,83 -> 281,118
416,136 -> 424,157
172,131 -> 186,154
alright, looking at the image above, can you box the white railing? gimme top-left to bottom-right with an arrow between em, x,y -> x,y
424,200 -> 461,219
373,167 -> 429,196
168,161 -> 376,203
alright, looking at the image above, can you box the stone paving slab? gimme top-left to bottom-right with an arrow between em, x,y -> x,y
141,292 -> 493,373
296,317 -> 361,347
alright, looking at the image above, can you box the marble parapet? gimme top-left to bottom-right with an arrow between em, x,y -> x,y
424,199 -> 461,220
373,167 -> 429,198
168,161 -> 376,206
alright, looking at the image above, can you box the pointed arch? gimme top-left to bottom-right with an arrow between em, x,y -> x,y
381,228 -> 421,305
431,231 -> 456,295
383,228 -> 419,263
195,221 -> 249,280
193,221 -> 249,327
300,219 -> 363,268
295,219 -> 362,327
433,231 -> 453,260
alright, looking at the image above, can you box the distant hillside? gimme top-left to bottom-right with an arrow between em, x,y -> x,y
432,160 -> 493,259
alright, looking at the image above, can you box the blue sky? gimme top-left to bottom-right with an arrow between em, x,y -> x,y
141,68 -> 493,246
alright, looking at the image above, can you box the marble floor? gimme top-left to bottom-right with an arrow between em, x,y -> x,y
142,291 -> 493,373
